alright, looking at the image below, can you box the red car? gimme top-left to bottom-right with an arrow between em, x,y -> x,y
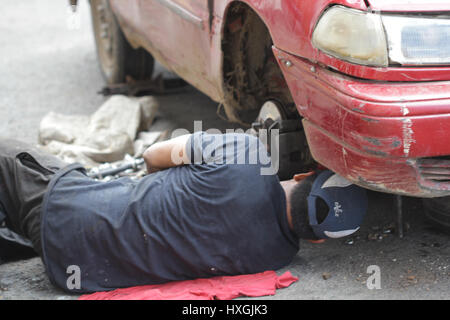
86,1 -> 450,227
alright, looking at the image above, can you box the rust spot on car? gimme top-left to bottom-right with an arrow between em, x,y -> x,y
352,103 -> 366,114
363,137 -> 381,146
349,132 -> 402,154
391,140 -> 401,148
352,107 -> 365,114
361,117 -> 379,123
362,147 -> 388,157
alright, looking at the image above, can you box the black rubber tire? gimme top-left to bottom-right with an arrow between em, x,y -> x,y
90,0 -> 154,84
422,197 -> 450,233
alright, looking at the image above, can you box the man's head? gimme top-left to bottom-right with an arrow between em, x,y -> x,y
289,170 -> 368,240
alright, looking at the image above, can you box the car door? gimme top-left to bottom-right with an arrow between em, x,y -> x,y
137,0 -> 216,96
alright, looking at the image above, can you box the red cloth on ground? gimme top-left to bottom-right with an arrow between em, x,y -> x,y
78,271 -> 298,300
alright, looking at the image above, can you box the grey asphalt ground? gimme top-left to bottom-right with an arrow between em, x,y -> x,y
0,0 -> 449,300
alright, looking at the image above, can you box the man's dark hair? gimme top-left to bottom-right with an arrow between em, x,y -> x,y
290,172 -> 330,240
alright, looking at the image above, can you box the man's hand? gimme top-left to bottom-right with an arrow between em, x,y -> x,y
143,134 -> 191,173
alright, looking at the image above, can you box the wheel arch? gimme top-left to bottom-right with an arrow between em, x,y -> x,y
219,0 -> 296,125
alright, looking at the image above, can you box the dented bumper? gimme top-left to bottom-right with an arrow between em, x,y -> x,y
275,47 -> 450,197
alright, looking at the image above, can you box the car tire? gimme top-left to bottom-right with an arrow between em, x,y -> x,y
90,0 -> 154,84
252,100 -> 315,181
422,197 -> 450,233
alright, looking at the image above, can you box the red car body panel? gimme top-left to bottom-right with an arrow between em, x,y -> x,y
275,47 -> 450,196
109,0 -> 450,197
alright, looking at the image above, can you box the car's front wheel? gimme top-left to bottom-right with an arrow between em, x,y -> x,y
90,0 -> 154,84
252,100 -> 315,181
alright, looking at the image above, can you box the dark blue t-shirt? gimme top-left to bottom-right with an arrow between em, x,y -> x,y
41,132 -> 299,293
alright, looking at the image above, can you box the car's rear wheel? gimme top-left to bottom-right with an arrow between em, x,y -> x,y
422,197 -> 450,233
90,0 -> 154,84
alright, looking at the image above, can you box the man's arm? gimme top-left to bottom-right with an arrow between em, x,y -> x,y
143,134 -> 191,173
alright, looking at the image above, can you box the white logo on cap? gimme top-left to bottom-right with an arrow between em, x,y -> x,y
333,202 -> 343,217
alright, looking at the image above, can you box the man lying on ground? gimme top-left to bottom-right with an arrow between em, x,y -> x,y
0,131 -> 367,293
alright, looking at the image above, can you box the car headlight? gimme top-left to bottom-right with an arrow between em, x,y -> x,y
382,15 -> 450,65
313,6 -> 450,67
312,6 -> 389,67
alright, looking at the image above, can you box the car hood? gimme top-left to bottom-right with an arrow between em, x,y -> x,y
367,0 -> 450,12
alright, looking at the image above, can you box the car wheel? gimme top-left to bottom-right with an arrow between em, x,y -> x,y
90,0 -> 154,84
252,100 -> 315,181
422,197 -> 450,233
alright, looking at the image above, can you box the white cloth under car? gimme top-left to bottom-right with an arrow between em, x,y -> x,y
38,95 -> 159,167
